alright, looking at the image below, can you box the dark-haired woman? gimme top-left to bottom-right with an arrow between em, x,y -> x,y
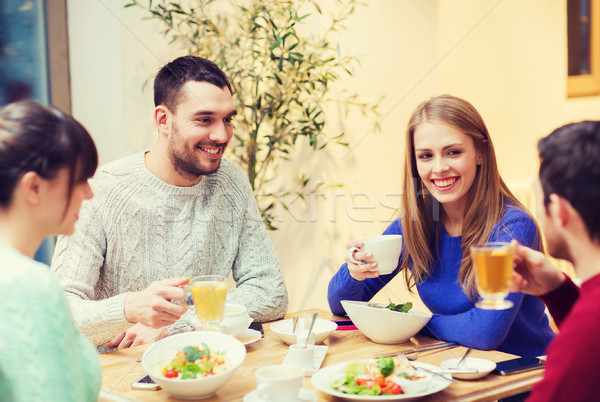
328,95 -> 555,357
0,100 -> 100,401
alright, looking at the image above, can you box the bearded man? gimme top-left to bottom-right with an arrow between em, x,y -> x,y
52,56 -> 288,351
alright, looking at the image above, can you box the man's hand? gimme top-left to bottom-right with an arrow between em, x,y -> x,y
106,323 -> 168,350
124,277 -> 190,328
510,240 -> 565,296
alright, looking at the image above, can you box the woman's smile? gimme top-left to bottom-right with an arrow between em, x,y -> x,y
431,176 -> 459,190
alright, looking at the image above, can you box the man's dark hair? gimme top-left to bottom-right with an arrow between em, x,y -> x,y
538,120 -> 600,242
153,55 -> 232,112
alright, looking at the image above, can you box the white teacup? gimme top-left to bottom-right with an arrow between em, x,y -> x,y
256,365 -> 304,401
347,234 -> 403,275
219,303 -> 253,336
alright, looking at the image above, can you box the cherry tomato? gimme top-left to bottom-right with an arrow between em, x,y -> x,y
164,369 -> 178,378
355,378 -> 376,388
381,381 -> 402,395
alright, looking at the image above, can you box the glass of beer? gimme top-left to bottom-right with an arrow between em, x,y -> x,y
472,242 -> 515,310
189,275 -> 227,330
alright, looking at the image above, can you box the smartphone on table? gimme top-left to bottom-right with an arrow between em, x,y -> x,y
492,356 -> 545,376
131,374 -> 160,391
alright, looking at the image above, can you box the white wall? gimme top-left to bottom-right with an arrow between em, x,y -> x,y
437,0 -> 600,181
68,0 -> 179,165
67,0 -> 600,314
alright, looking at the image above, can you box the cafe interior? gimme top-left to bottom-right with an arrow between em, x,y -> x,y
2,0 -> 599,400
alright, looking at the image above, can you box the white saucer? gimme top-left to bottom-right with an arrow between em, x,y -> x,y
236,328 -> 262,345
282,345 -> 328,376
440,357 -> 496,379
243,388 -> 317,402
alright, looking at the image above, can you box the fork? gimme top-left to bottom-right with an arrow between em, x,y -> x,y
397,354 -> 457,384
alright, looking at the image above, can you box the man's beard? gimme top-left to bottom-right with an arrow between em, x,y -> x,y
168,123 -> 223,180
543,220 -> 573,262
547,235 -> 573,262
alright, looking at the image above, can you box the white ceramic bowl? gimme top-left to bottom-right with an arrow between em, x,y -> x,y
270,318 -> 337,345
220,303 -> 253,336
440,357 -> 496,380
340,300 -> 431,344
141,331 -> 246,399
393,369 -> 433,394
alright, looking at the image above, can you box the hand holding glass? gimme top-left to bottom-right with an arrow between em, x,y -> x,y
190,275 -> 227,330
472,242 -> 514,310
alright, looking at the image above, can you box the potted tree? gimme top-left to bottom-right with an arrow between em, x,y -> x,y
126,0 -> 380,229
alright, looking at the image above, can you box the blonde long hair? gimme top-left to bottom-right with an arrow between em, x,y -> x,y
400,95 -> 540,297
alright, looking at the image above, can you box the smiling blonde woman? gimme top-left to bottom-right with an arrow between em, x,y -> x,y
328,95 -> 555,357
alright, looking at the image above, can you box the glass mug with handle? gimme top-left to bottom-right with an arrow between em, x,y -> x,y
471,242 -> 515,310
189,275 -> 227,330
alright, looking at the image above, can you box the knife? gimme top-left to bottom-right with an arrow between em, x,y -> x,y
373,341 -> 458,358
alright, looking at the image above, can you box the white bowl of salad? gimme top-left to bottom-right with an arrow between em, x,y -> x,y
341,300 -> 432,344
141,331 -> 246,399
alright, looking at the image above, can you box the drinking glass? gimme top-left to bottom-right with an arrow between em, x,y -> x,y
189,275 -> 227,330
471,242 -> 514,310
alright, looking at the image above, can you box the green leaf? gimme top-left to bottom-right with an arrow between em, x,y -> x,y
377,357 -> 395,377
386,301 -> 413,313
183,345 -> 209,362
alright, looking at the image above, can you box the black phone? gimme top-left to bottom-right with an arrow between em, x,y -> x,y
131,374 -> 160,391
249,321 -> 264,335
492,356 -> 544,376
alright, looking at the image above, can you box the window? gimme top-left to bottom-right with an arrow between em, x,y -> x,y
0,0 -> 69,264
0,0 -> 71,111
567,0 -> 600,97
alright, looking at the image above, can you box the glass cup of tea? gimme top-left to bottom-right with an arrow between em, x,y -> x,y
189,275 -> 227,330
471,242 -> 515,310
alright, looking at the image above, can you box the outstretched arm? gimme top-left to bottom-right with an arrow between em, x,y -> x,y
510,240 -> 579,327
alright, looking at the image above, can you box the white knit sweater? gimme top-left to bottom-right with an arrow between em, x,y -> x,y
51,152 -> 288,347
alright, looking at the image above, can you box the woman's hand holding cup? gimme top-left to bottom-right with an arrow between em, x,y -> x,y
345,240 -> 380,281
345,235 -> 403,281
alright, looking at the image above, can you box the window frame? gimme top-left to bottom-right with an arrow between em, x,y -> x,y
567,0 -> 600,97
46,0 -> 71,112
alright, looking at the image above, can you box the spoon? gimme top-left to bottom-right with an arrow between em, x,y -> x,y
456,347 -> 473,367
304,312 -> 318,348
292,316 -> 299,333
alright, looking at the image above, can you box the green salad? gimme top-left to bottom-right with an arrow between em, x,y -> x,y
160,344 -> 231,380
328,357 -> 412,396
368,301 -> 413,313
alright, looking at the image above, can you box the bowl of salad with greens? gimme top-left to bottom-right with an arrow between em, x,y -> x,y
341,300 -> 431,344
141,331 -> 246,399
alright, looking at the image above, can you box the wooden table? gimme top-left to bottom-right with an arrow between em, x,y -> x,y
99,309 -> 544,401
